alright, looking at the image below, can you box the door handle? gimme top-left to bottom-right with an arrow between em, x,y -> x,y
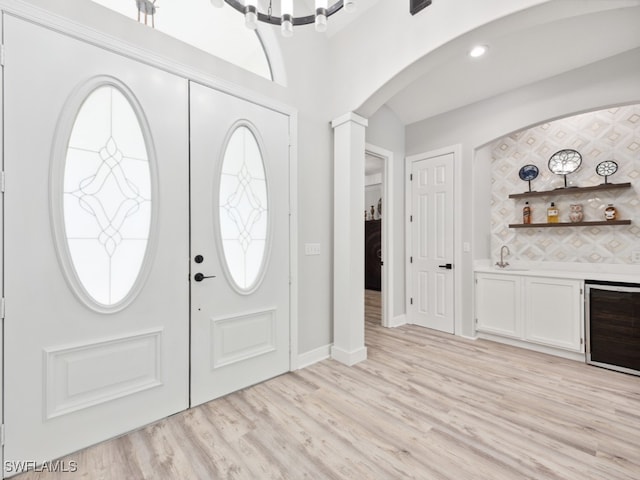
194,273 -> 216,282
438,263 -> 453,270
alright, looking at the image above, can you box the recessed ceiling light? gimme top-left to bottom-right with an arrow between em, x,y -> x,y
469,45 -> 488,58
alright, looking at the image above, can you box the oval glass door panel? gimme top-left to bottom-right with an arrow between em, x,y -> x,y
63,85 -> 152,306
219,125 -> 269,291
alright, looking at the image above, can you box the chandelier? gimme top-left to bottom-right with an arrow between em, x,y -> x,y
210,0 -> 357,37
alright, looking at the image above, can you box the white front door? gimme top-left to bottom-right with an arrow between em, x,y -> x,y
408,153 -> 455,333
189,82 -> 290,406
3,16 -> 189,468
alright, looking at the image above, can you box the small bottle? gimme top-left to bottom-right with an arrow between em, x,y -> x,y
547,202 -> 559,223
523,202 -> 531,224
604,204 -> 617,221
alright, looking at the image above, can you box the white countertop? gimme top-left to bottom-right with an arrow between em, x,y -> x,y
474,260 -> 640,284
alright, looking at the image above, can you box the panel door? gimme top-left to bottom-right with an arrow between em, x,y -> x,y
3,16 -> 189,468
409,154 -> 454,333
189,82 -> 290,406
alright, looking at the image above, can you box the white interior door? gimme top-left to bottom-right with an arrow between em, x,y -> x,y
3,16 -> 189,468
408,153 -> 455,333
189,82 -> 290,406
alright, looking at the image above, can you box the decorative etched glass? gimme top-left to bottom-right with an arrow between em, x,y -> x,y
63,85 -> 152,306
219,126 -> 268,291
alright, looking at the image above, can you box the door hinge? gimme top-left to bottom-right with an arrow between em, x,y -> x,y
1,424 -> 5,446
1,297 -> 5,319
410,256 -> 413,263
580,288 -> 583,295
410,215 -> 413,222
410,173 -> 413,181
475,318 -> 478,324
581,338 -> 584,345
0,44 -> 5,67
1,171 -> 5,193
410,298 -> 413,305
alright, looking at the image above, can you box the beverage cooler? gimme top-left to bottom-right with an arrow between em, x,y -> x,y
585,280 -> 640,376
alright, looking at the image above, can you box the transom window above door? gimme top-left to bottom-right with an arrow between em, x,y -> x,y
91,0 -> 272,80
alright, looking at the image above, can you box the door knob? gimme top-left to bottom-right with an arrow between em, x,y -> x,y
194,273 -> 216,282
438,263 -> 453,270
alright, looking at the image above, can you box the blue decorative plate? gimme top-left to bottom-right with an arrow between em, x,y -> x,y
518,164 -> 539,182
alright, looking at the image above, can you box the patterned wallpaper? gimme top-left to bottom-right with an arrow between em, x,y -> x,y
490,104 -> 640,264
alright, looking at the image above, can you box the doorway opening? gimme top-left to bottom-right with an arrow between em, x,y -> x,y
364,144 -> 394,329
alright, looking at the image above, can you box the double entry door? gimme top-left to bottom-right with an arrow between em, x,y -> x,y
2,15 -> 290,471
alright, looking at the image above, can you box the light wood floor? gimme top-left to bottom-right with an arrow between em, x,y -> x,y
17,290 -> 640,479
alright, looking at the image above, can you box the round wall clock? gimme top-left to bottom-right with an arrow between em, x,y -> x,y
548,149 -> 582,187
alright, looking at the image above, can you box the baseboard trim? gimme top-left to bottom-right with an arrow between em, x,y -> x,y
477,332 -> 585,362
331,345 -> 367,366
388,314 -> 407,328
459,334 -> 478,341
296,344 -> 332,370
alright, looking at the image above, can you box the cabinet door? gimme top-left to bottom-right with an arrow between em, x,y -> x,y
475,274 -> 522,338
524,277 -> 583,352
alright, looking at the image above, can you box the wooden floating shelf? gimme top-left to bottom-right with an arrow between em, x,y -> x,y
509,220 -> 631,228
509,182 -> 632,199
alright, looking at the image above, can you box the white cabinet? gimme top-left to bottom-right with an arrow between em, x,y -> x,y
475,273 -> 584,353
523,277 -> 583,351
475,273 -> 522,338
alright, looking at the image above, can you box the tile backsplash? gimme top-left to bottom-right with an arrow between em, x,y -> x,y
490,104 -> 640,264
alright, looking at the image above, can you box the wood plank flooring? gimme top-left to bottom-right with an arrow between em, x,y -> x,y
16,291 -> 640,479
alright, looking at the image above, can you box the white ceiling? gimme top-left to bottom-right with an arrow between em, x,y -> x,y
382,2 -> 640,125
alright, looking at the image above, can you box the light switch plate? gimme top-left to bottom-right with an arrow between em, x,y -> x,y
305,243 -> 321,256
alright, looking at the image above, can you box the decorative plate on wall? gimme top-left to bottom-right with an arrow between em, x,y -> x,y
596,160 -> 618,184
548,149 -> 582,187
518,164 -> 539,192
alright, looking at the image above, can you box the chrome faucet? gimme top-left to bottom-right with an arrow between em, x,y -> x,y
496,245 -> 510,268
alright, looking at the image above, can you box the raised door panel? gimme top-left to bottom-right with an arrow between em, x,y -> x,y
475,274 -> 522,338
524,277 -> 583,352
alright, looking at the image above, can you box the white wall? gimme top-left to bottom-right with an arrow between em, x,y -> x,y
366,106 -> 406,319
405,48 -> 640,337
276,31 -> 335,355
